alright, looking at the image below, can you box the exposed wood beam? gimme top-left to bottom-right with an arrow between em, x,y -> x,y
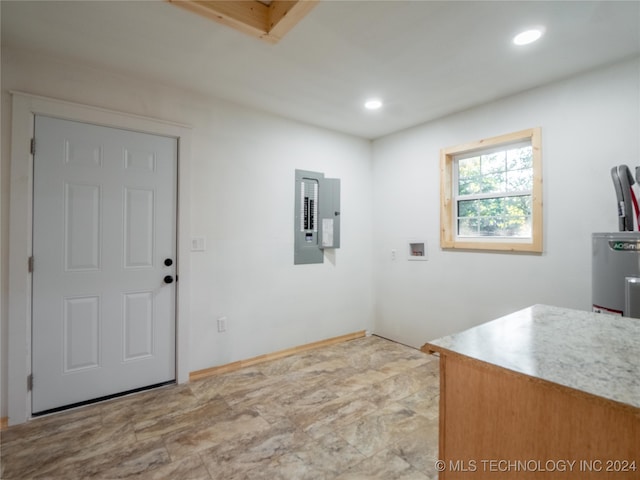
169,1 -> 269,40
168,0 -> 318,44
267,0 -> 320,42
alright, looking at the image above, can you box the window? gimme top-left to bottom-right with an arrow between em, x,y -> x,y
440,128 -> 542,252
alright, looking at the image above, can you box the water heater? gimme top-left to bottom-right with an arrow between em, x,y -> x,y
592,232 -> 640,318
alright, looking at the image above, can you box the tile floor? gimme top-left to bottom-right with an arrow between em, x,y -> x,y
0,335 -> 440,479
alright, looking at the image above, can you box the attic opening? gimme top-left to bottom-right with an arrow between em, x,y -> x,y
168,0 -> 319,44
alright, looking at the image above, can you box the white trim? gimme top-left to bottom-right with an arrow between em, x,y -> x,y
452,141 -> 534,242
9,90 -> 191,129
8,92 -> 192,426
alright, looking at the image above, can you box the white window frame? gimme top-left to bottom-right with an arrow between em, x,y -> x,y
440,128 -> 542,253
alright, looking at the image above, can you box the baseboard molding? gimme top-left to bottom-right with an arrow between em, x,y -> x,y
189,330 -> 367,382
0,417 -> 8,431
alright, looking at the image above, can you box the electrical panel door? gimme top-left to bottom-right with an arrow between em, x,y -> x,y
319,177 -> 340,249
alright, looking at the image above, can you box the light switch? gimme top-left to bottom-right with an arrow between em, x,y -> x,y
191,236 -> 206,252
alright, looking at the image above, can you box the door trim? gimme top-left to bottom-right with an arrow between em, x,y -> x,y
8,91 -> 192,426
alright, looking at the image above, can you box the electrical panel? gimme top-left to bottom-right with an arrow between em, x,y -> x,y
294,169 -> 341,264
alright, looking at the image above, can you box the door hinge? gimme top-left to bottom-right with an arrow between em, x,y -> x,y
28,256 -> 34,273
27,374 -> 33,391
30,138 -> 36,155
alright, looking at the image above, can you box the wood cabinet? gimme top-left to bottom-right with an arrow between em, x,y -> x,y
424,305 -> 640,479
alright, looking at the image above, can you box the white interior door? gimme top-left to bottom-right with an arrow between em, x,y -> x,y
32,115 -> 177,414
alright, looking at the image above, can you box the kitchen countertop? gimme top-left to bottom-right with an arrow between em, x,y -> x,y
426,304 -> 640,409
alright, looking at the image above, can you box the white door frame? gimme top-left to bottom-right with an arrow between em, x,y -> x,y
8,92 -> 192,426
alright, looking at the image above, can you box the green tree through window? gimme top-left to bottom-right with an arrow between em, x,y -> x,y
456,145 -> 533,237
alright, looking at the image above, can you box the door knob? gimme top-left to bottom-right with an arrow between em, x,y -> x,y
164,275 -> 174,284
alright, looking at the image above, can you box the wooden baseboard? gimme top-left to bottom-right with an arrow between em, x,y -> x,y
189,330 -> 367,382
0,417 -> 8,431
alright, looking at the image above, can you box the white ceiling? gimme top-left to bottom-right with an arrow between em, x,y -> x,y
2,1 -> 639,139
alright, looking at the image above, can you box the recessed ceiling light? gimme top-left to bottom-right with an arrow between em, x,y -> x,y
364,99 -> 383,111
513,28 -> 543,46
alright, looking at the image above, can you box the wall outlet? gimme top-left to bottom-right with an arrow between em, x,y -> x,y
217,316 -> 227,333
